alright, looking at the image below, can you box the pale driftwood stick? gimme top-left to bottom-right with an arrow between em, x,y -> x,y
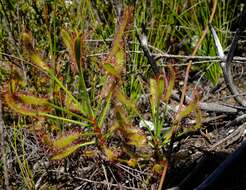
86,51 -> 246,65
210,4 -> 246,107
154,53 -> 246,62
135,24 -> 160,76
211,26 -> 246,106
171,92 -> 238,114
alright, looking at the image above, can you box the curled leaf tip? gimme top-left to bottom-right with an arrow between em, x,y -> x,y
21,32 -> 50,72
21,32 -> 34,52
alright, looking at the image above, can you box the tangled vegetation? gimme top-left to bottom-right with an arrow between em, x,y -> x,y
0,0 -> 244,189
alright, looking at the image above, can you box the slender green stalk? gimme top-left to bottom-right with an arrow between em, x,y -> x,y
40,113 -> 90,127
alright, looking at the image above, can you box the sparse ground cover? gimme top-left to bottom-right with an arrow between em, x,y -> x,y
0,1 -> 246,189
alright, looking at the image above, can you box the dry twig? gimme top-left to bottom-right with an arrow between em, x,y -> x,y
211,4 -> 246,107
0,97 -> 10,190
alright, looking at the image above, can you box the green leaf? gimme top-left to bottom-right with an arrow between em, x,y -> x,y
52,144 -> 81,160
21,32 -> 34,52
52,140 -> 95,160
150,78 -> 158,114
21,32 -> 50,72
53,132 -> 81,149
127,128 -> 147,148
103,63 -> 120,77
40,113 -> 89,126
61,29 -> 77,73
3,83 -> 51,117
157,75 -> 165,101
175,103 -> 195,123
74,36 -> 81,69
3,91 -> 37,116
164,66 -> 175,102
30,54 -> 50,72
103,145 -> 121,161
115,106 -> 129,127
114,106 -> 147,148
102,6 -> 133,76
116,89 -> 138,113
97,92 -> 112,128
68,34 -> 93,117
152,164 -> 163,175
61,29 -> 72,53
19,94 -> 49,106
127,158 -> 137,168
108,6 -> 133,66
175,94 -> 200,123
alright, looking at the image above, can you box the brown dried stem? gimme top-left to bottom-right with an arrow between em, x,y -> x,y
0,96 -> 11,190
177,0 -> 218,113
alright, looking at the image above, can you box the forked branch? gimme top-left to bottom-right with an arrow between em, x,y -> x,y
210,4 -> 246,107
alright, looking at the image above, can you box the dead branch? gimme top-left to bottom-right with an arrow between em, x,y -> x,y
154,54 -> 246,63
171,92 -> 239,114
135,24 -> 160,76
211,4 -> 246,107
225,113 -> 246,127
0,96 -> 11,190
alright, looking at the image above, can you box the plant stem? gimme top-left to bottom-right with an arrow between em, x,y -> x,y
178,0 -> 218,113
0,98 -> 11,190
